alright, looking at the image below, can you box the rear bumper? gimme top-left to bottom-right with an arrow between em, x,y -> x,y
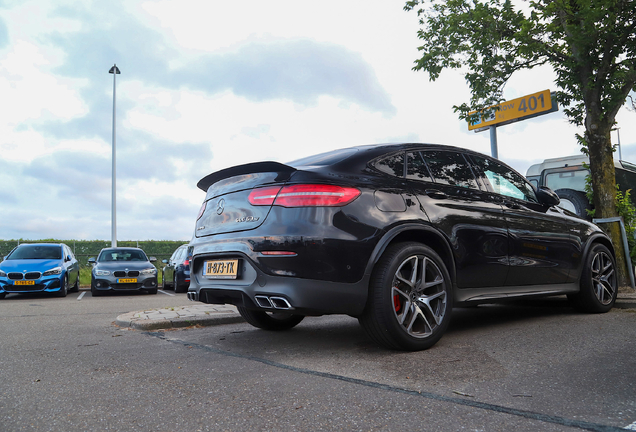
187,251 -> 369,317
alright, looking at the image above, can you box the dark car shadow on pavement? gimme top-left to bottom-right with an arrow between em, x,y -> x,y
448,296 -> 577,333
181,297 -> 578,356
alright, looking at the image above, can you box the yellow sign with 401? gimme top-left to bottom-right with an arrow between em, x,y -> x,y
468,89 -> 556,131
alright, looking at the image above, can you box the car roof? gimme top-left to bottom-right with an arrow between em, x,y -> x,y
290,142 -> 512,174
197,143 -> 509,190
16,243 -> 63,248
291,142 -> 495,166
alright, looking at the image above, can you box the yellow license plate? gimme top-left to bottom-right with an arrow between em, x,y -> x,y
204,259 -> 239,279
117,278 -> 137,283
14,280 -> 35,285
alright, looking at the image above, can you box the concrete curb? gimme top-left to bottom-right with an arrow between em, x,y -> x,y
615,293 -> 636,310
115,304 -> 244,330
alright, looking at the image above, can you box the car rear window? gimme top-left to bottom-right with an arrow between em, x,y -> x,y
287,148 -> 359,168
374,152 -> 405,177
421,151 -> 478,189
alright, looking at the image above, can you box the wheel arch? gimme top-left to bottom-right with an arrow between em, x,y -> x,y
365,224 -> 456,286
577,233 -> 616,279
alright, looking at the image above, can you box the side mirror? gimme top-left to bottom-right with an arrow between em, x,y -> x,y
536,186 -> 560,206
65,255 -> 72,262
162,259 -> 168,264
149,257 -> 157,262
88,257 -> 96,265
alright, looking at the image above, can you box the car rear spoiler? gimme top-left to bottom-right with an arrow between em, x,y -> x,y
197,161 -> 297,191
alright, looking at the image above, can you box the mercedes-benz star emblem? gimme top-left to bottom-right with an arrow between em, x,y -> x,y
216,198 -> 225,215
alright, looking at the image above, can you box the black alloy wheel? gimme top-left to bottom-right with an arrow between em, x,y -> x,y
237,306 -> 305,331
360,242 -> 453,351
56,275 -> 69,298
569,243 -> 617,313
172,270 -> 181,293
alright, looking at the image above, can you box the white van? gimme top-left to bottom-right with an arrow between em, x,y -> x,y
526,155 -> 636,219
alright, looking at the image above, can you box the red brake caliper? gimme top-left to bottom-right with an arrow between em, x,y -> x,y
393,293 -> 402,313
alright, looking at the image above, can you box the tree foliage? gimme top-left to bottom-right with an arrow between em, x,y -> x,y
405,0 -> 636,127
405,0 -> 636,285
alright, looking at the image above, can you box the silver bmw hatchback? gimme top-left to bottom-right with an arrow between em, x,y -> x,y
89,247 -> 158,296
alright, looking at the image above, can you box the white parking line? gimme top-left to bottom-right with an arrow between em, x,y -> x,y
158,289 -> 175,297
624,421 -> 636,430
77,292 -> 86,301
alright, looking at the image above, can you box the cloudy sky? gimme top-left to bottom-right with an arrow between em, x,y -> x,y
1,0 -> 635,242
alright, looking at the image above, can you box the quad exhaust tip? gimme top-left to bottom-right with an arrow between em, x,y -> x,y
255,295 -> 293,310
187,291 -> 199,302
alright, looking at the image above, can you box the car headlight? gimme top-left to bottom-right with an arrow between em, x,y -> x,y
140,268 -> 157,275
43,267 -> 62,276
94,269 -> 111,276
0,270 -> 6,277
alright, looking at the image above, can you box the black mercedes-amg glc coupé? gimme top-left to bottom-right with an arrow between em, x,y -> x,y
187,143 -> 617,351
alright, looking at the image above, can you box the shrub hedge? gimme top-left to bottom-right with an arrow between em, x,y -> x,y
0,239 -> 189,269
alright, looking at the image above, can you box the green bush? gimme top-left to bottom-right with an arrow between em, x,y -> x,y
584,173 -> 636,264
0,239 -> 188,271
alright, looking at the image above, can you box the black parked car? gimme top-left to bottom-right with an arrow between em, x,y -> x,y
162,244 -> 190,293
89,248 -> 158,296
186,143 -> 617,351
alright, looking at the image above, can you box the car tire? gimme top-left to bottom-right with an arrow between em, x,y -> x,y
162,272 -> 171,290
359,242 -> 453,351
147,288 -> 158,294
70,273 -> 80,293
0,293 -> 6,299
237,306 -> 304,331
56,275 -> 69,297
91,285 -> 103,297
174,274 -> 186,293
569,243 -> 617,313
555,189 -> 592,220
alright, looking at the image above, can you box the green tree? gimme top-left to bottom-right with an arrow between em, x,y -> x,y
405,0 -> 636,286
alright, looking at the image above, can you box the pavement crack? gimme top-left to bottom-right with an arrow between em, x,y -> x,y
144,331 -> 625,432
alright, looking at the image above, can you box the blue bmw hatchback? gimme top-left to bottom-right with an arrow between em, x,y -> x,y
0,243 -> 80,298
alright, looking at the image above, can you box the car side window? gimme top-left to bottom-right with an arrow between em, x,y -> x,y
421,151 -> 478,189
406,151 -> 432,182
175,248 -> 185,262
472,155 -> 538,202
170,249 -> 180,262
374,152 -> 405,177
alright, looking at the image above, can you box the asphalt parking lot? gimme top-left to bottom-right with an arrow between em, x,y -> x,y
1,288 -> 635,431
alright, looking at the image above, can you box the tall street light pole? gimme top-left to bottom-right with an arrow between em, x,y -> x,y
109,64 -> 121,247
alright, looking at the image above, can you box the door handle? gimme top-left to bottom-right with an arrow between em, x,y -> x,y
425,189 -> 448,199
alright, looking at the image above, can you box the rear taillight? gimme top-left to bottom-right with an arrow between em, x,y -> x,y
184,259 -> 190,267
196,201 -> 207,220
249,184 -> 360,207
248,186 -> 282,206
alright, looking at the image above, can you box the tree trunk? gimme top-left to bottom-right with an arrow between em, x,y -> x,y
586,121 -> 630,289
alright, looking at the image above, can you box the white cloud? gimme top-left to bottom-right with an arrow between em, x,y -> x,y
0,0 -> 635,243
